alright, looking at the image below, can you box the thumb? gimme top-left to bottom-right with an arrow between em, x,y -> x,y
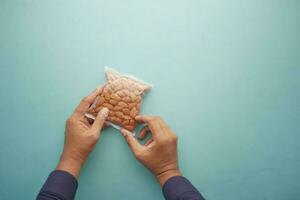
120,128 -> 143,155
91,107 -> 109,132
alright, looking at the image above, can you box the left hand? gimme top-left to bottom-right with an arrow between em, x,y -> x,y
56,86 -> 109,179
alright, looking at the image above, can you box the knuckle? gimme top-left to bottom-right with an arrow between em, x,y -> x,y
170,134 -> 177,141
159,138 -> 168,144
174,135 -> 178,142
170,135 -> 177,143
134,151 -> 143,159
154,116 -> 161,120
88,133 -> 99,141
147,116 -> 155,122
81,97 -> 89,104
66,117 -> 75,125
161,135 -> 177,144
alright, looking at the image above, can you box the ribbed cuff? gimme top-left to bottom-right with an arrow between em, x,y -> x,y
39,170 -> 78,200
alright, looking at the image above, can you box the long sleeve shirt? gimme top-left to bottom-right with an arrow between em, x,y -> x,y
37,170 -> 205,200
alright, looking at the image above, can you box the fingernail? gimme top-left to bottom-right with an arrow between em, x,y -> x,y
96,85 -> 103,93
120,128 -> 129,137
99,107 -> 109,119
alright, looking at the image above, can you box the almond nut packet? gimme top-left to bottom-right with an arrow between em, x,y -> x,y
85,67 -> 152,131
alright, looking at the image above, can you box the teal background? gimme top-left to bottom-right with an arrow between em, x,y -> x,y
0,0 -> 299,199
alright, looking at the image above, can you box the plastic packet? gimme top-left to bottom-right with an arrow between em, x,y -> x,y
85,67 -> 152,132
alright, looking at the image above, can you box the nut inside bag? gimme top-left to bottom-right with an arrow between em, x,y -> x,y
85,67 -> 152,132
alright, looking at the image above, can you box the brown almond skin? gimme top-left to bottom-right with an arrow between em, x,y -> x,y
129,93 -> 136,102
115,84 -> 123,91
109,111 -> 115,116
95,106 -> 103,112
102,103 -> 114,110
134,89 -> 141,96
114,117 -> 122,124
122,96 -> 131,103
115,111 -> 124,119
123,115 -> 132,120
124,125 -> 134,131
97,96 -> 105,106
136,103 -> 140,108
104,93 -> 110,100
128,103 -> 136,109
123,120 -> 130,125
113,106 -> 123,111
109,99 -> 118,105
130,107 -> 138,118
129,119 -> 135,126
118,101 -> 128,108
111,93 -> 121,101
135,96 -> 142,102
123,108 -> 130,115
116,90 -> 125,98
123,90 -> 130,96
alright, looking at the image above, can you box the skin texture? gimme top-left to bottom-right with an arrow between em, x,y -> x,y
57,87 -> 181,186
56,86 -> 109,179
120,115 -> 181,186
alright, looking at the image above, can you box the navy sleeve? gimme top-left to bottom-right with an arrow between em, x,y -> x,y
162,176 -> 205,200
36,170 -> 78,200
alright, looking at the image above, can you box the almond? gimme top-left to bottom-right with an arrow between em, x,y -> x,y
130,107 -> 138,118
124,125 -> 134,131
95,106 -> 103,112
111,93 -> 121,101
122,96 -> 131,103
113,106 -> 123,111
123,108 -> 130,115
104,93 -> 110,100
129,119 -> 135,126
128,103 -> 136,109
109,99 -> 118,105
123,120 -> 130,125
102,103 -> 113,110
124,115 -> 132,120
115,111 -> 124,119
97,96 -> 105,107
135,96 -> 142,102
118,101 -> 128,108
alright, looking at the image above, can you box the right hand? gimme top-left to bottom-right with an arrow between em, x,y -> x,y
120,115 -> 181,186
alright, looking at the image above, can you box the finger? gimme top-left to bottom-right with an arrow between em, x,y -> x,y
156,118 -> 171,137
144,138 -> 154,146
91,107 -> 109,132
74,85 -> 103,116
138,126 -> 150,140
135,115 -> 163,140
120,128 -> 143,154
135,115 -> 154,123
157,118 -> 177,138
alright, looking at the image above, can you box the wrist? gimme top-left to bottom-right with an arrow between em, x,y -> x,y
56,154 -> 84,179
155,168 -> 181,186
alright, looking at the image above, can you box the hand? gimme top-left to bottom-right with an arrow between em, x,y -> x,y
56,86 -> 109,179
120,115 -> 181,186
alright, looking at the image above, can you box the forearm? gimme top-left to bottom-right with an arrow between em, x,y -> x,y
156,169 -> 181,186
36,154 -> 82,200
162,176 -> 205,200
56,153 -> 84,179
36,170 -> 78,200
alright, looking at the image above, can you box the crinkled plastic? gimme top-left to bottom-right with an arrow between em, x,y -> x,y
85,67 -> 152,131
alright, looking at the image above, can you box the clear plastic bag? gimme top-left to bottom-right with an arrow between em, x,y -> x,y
85,67 -> 152,132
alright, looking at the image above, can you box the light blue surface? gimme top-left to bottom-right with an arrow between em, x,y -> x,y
0,1 -> 299,199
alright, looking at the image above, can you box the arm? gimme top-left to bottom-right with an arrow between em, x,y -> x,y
37,86 -> 109,200
120,115 -> 205,200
